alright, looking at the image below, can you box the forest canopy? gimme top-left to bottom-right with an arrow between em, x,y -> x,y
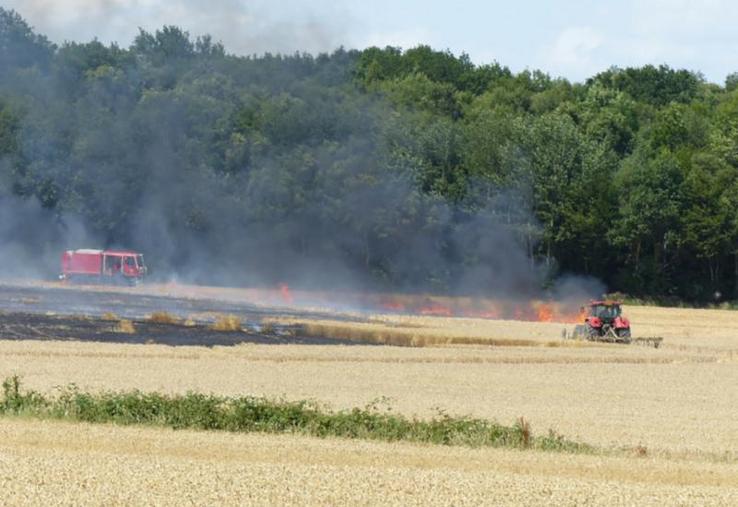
1,7 -> 737,302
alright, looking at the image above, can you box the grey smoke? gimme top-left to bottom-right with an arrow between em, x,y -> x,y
0,193 -> 96,279
0,7 -> 605,304
3,0 -> 353,56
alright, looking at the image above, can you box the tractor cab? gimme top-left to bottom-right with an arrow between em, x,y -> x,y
588,301 -> 622,323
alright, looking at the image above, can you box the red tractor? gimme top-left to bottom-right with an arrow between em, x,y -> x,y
574,300 -> 631,342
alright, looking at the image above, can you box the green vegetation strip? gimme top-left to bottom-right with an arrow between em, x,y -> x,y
0,377 -> 590,453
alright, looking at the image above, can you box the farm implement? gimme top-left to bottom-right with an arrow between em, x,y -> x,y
564,301 -> 662,349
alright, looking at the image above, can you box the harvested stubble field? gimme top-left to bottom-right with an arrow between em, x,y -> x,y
1,284 -> 738,504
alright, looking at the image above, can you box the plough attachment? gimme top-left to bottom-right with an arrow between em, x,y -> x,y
564,325 -> 663,348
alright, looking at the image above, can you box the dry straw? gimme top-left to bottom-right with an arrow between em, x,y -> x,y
113,319 -> 135,334
147,312 -> 180,325
211,314 -> 243,332
269,318 -> 559,348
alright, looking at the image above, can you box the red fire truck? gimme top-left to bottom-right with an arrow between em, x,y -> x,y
60,249 -> 147,285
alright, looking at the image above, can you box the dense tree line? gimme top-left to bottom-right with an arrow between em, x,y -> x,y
1,8 -> 737,301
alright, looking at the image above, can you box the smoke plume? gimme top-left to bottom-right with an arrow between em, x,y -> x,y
0,6 -> 605,304
2,0 -> 352,56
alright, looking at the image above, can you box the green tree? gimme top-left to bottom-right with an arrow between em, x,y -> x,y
0,102 -> 19,156
576,83 -> 641,156
609,151 -> 684,294
0,7 -> 55,72
590,65 -> 702,106
725,72 -> 738,92
680,151 -> 735,296
519,113 -> 618,276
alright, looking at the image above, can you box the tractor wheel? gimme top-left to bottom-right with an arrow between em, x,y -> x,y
585,323 -> 599,340
617,328 -> 631,339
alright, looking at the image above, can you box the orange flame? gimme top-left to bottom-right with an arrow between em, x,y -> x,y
279,283 -> 294,305
380,300 -> 406,312
576,307 -> 587,323
465,309 -> 501,319
536,304 -> 554,322
419,303 -> 454,317
240,285 -> 590,324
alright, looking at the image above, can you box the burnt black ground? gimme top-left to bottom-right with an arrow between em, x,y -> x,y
0,284 -> 372,347
0,312 -> 365,346
0,284 -> 359,322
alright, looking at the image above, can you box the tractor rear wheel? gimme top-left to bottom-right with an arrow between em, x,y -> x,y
585,323 -> 599,340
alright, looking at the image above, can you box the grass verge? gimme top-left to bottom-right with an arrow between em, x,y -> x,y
0,376 -> 590,453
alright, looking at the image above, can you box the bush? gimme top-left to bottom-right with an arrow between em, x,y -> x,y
0,377 -> 592,453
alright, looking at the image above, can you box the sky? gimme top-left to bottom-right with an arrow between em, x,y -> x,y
4,0 -> 737,83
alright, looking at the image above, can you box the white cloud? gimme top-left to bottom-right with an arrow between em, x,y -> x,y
631,0 -> 738,39
544,26 -> 604,79
539,2 -> 738,83
360,27 -> 433,50
617,0 -> 738,81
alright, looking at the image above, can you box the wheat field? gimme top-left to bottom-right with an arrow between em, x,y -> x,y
1,294 -> 738,504
0,337 -> 736,455
0,419 -> 736,506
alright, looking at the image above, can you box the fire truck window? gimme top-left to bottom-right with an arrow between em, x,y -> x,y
125,256 -> 136,267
